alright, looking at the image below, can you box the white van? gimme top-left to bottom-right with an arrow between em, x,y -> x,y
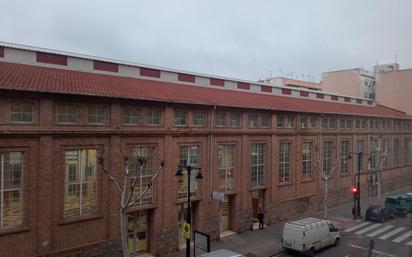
281,217 -> 340,257
199,249 -> 244,257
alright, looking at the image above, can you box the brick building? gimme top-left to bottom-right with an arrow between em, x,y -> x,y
0,42 -> 411,257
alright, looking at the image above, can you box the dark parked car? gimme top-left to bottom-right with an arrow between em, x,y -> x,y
365,206 -> 393,222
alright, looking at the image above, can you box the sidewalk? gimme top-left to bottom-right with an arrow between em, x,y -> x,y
165,186 -> 412,257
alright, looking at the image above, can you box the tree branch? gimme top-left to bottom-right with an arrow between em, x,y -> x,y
99,157 -> 122,194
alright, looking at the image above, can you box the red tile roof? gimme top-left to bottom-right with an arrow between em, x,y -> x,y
0,61 -> 410,119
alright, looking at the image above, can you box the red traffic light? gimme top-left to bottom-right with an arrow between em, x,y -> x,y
352,187 -> 358,193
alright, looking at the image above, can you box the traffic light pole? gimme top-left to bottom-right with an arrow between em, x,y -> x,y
356,152 -> 362,217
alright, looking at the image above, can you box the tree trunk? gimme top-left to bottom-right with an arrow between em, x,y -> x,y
324,178 -> 328,218
120,207 -> 129,257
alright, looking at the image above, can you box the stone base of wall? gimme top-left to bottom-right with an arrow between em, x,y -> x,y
37,239 -> 122,257
267,195 -> 320,224
204,215 -> 220,241
155,224 -> 180,257
236,207 -> 253,233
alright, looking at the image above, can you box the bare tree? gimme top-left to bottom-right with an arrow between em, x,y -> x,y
314,145 -> 342,218
98,156 -> 165,257
368,138 -> 389,206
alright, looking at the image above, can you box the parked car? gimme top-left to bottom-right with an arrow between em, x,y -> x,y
199,249 -> 244,257
384,193 -> 412,216
281,217 -> 340,257
365,206 -> 393,222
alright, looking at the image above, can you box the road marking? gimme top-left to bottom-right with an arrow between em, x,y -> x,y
379,227 -> 406,240
355,223 -> 383,235
367,225 -> 394,237
348,243 -> 401,257
344,221 -> 371,232
406,240 -> 412,246
392,230 -> 412,243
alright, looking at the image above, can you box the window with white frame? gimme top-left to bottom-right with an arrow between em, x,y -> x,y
277,115 -> 285,128
215,113 -> 226,127
229,113 -> 241,127
340,141 -> 350,174
346,119 -> 353,129
383,139 -> 389,168
301,117 -> 308,129
64,149 -> 97,218
218,144 -> 235,191
287,116 -> 295,128
361,119 -> 367,129
57,104 -> 78,123
175,110 -> 188,126
88,105 -> 106,124
340,119 -> 346,129
309,117 -> 316,128
329,118 -> 337,129
302,142 -> 312,179
321,118 -> 328,129
404,138 -> 412,165
357,140 -> 365,169
322,141 -> 333,174
128,146 -> 156,206
393,138 -> 400,167
279,142 -> 291,182
248,114 -> 258,128
193,112 -> 205,127
123,108 -> 139,125
178,145 -> 200,200
251,144 -> 264,187
370,140 -> 377,169
0,152 -> 23,229
10,103 -> 33,122
146,108 -> 161,125
260,114 -> 271,128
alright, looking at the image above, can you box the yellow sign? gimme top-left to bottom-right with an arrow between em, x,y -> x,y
182,222 -> 191,239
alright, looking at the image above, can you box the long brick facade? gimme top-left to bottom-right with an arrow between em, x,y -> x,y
0,43 -> 411,257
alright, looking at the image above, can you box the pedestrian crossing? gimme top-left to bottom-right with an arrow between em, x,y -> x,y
344,221 -> 412,247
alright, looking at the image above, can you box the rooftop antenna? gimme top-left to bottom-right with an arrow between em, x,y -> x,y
395,53 -> 398,64
279,67 -> 283,77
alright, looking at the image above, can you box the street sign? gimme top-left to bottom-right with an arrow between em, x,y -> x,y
194,231 -> 210,257
182,222 -> 191,239
212,191 -> 225,201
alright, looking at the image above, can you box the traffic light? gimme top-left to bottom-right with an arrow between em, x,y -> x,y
352,186 -> 358,197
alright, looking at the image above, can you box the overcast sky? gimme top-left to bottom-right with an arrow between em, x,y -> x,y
1,0 -> 411,82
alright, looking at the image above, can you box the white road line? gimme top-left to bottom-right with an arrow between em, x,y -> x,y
379,227 -> 406,240
406,240 -> 412,246
367,225 -> 394,237
344,221 -> 371,232
355,223 -> 383,235
392,230 -> 412,243
348,243 -> 401,257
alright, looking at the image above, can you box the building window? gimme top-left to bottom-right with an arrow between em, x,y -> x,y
123,108 -> 139,125
346,119 -> 353,129
383,139 -> 389,168
146,108 -> 161,125
309,117 -> 316,128
251,144 -> 264,187
357,140 -> 365,169
369,120 -> 374,129
0,152 -> 23,229
287,116 -> 295,128
175,110 -> 188,126
301,117 -> 308,129
370,140 -> 377,169
361,119 -> 367,129
229,113 -> 241,127
322,141 -> 333,174
10,103 -> 33,122
340,119 -> 346,129
393,138 -> 400,167
57,104 -> 78,123
279,142 -> 291,182
404,139 -> 412,165
128,146 -> 156,206
178,145 -> 200,199
248,114 -> 258,128
215,113 -> 226,127
329,118 -> 337,129
260,114 -> 271,128
193,112 -> 205,127
355,119 -> 361,129
277,115 -> 284,128
64,149 -> 97,219
302,143 -> 312,179
340,141 -> 350,174
218,144 -> 235,191
88,105 -> 106,124
321,118 -> 328,129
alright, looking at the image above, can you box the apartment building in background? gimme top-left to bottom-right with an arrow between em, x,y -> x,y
0,42 -> 411,257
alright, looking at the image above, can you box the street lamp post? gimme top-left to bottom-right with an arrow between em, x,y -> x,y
356,152 -> 362,218
175,161 -> 203,257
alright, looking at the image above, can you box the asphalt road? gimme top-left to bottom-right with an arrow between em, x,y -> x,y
275,214 -> 412,257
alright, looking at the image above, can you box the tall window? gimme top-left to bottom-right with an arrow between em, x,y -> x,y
193,112 -> 205,127
322,141 -> 333,174
175,110 -> 188,126
57,104 -> 78,123
88,105 -> 106,124
260,114 -> 271,128
251,144 -> 264,187
123,108 -> 139,125
279,142 -> 291,182
215,113 -> 226,127
301,117 -> 308,129
309,117 -> 316,128
10,103 -> 33,122
302,143 -> 312,179
393,138 -> 400,167
346,119 -> 353,129
128,146 -> 156,206
404,139 -> 412,165
357,140 -> 365,169
64,149 -> 97,218
218,145 -> 235,191
370,140 -> 377,169
321,118 -> 328,129
248,114 -> 258,128
229,113 -> 241,127
287,116 -> 295,128
178,146 -> 200,199
340,141 -> 350,174
340,119 -> 346,129
146,108 -> 161,125
329,118 -> 337,129
383,139 -> 389,168
277,115 -> 285,128
0,152 -> 23,229
361,119 -> 367,129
